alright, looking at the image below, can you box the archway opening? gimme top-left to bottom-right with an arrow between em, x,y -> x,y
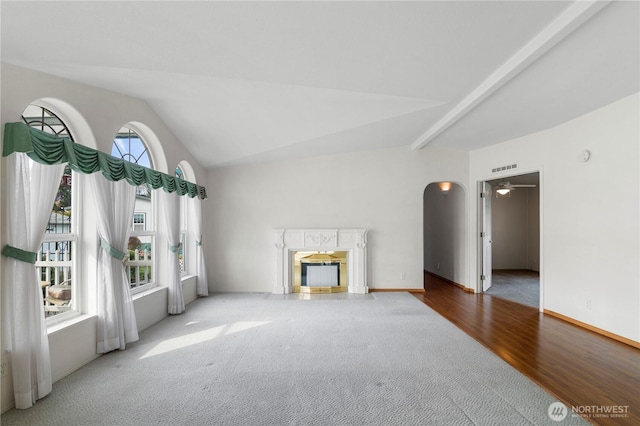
423,182 -> 466,288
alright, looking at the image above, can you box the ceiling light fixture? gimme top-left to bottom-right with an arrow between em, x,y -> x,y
496,188 -> 511,196
439,182 -> 451,194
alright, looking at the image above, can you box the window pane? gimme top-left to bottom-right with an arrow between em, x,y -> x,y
48,165 -> 73,234
127,235 -> 153,288
22,106 -> 73,139
113,128 -> 151,168
37,240 -> 73,317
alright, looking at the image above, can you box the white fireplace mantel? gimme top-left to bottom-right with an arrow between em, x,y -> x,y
273,228 -> 368,294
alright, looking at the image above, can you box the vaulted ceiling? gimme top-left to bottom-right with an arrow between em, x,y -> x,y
1,1 -> 638,168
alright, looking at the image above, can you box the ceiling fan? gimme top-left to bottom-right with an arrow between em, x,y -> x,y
494,181 -> 536,196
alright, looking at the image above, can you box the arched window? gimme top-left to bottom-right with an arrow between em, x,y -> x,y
112,126 -> 155,292
112,127 -> 151,166
22,105 -> 76,319
112,127 -> 152,198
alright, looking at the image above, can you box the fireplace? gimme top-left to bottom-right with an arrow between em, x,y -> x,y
294,250 -> 347,293
273,229 -> 368,294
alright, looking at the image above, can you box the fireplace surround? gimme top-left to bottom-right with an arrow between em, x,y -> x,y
273,229 -> 368,294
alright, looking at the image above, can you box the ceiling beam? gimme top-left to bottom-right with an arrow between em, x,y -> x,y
411,0 -> 611,151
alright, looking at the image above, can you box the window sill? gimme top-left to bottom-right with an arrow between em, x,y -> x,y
47,312 -> 97,335
132,284 -> 165,300
181,274 -> 196,282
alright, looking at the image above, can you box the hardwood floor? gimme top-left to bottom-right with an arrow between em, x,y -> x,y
414,273 -> 640,426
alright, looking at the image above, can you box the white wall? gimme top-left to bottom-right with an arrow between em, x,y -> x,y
527,187 -> 540,272
491,186 -> 539,270
206,145 -> 469,293
470,93 -> 640,342
0,64 -> 209,412
423,183 -> 466,283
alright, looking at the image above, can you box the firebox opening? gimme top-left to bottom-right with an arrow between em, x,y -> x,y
293,251 -> 348,293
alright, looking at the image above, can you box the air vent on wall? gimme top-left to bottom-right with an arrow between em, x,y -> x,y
491,163 -> 518,173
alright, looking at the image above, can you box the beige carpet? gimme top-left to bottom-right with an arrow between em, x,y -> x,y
1,292 -> 586,425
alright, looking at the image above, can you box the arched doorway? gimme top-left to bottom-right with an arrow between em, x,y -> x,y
423,182 -> 466,287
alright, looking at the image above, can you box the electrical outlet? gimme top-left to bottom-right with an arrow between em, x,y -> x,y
400,272 -> 406,280
1,361 -> 7,377
586,299 -> 592,310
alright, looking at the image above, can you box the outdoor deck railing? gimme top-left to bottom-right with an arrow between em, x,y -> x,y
35,240 -> 154,317
36,245 -> 72,316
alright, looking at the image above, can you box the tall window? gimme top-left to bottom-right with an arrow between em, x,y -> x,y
176,166 -> 187,275
22,105 -> 77,319
112,127 -> 154,291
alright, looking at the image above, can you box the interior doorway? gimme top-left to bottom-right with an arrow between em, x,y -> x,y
423,182 -> 466,287
480,172 -> 541,309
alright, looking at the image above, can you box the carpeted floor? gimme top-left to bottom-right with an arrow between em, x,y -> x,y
484,270 -> 540,308
1,292 -> 585,426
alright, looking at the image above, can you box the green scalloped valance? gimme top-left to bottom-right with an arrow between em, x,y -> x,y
2,122 -> 207,199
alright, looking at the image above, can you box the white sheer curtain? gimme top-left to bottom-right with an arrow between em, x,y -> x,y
1,153 -> 64,408
188,196 -> 208,297
88,175 -> 139,353
159,190 -> 184,314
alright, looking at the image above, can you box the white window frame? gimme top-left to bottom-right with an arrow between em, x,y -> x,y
126,192 -> 156,295
38,169 -> 81,326
127,190 -> 155,294
126,229 -> 155,294
113,127 -> 157,295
